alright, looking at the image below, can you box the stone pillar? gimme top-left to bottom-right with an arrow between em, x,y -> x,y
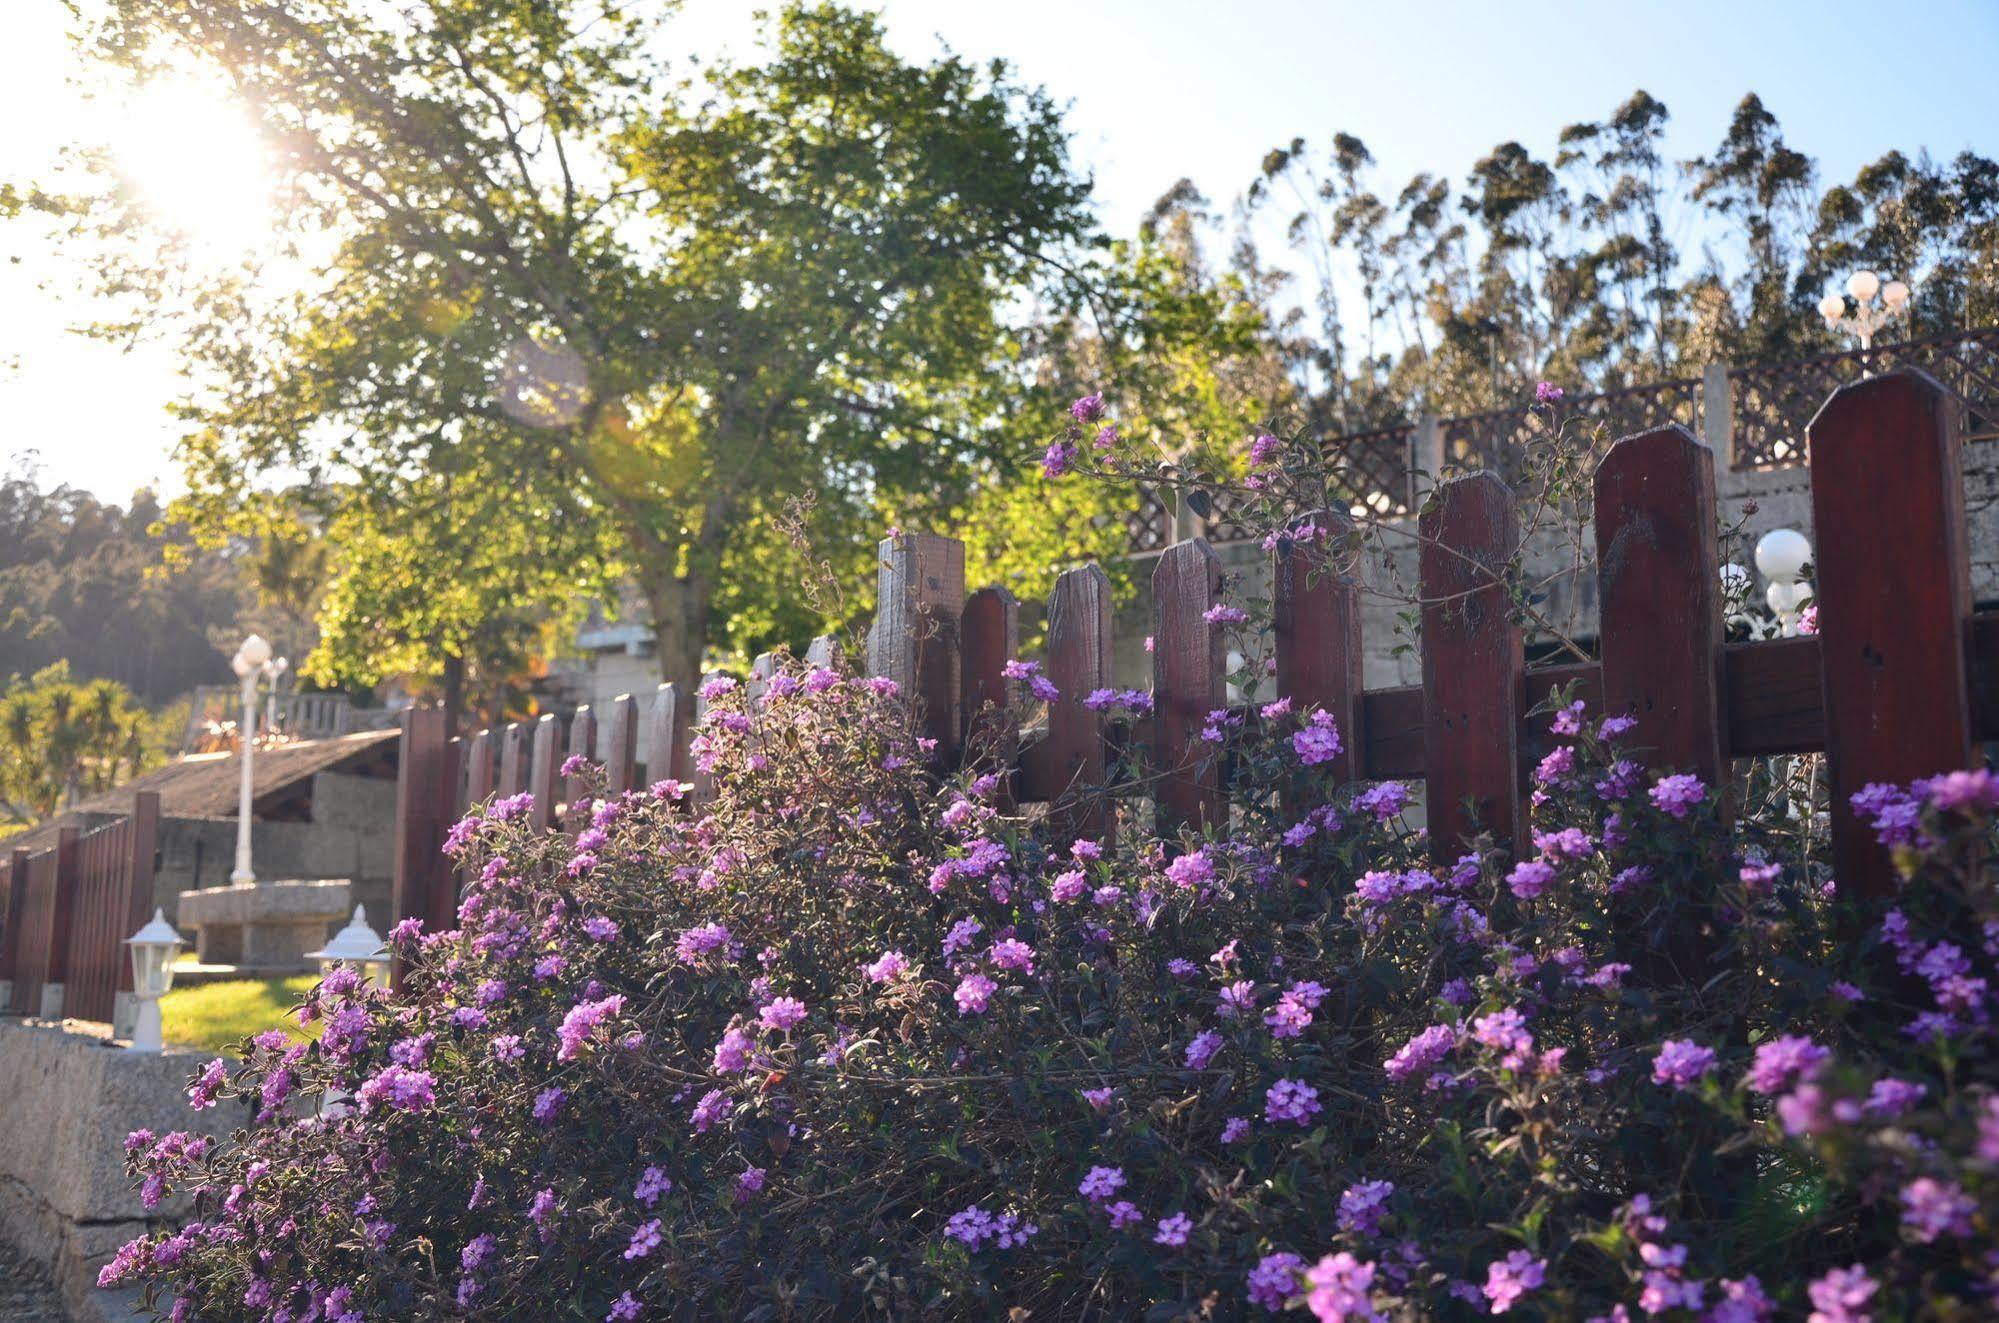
1408,413 -> 1444,508
1702,362 -> 1735,468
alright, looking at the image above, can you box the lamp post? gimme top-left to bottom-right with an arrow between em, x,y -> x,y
229,634 -> 288,884
1816,270 -> 1911,352
306,905 -> 391,988
125,908 -> 186,1052
1755,527 -> 1814,637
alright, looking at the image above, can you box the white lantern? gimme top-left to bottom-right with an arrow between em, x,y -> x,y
1846,269 -> 1881,303
1754,528 -> 1812,585
306,905 -> 390,987
1765,580 -> 1807,617
232,635 -> 273,679
1816,292 -> 1846,324
125,908 -> 186,1053
1883,279 -> 1912,310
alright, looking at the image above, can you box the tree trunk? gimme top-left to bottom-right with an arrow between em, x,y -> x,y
639,566 -> 714,699
442,653 -> 465,738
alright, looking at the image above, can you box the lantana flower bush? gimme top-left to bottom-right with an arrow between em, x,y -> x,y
109,405 -> 1996,1319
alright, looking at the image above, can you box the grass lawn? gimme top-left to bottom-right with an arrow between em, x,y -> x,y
161,974 -> 320,1052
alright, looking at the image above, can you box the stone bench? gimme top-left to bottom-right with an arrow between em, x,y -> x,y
176,878 -> 352,973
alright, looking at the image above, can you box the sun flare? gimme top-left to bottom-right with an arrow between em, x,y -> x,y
113,78 -> 274,256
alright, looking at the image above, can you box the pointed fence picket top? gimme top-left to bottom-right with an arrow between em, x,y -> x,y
0,847 -> 28,1008
1152,539 -> 1227,835
805,635 -> 842,669
648,683 -> 690,786
960,586 -> 1020,799
499,721 -> 529,797
464,728 -> 495,807
1419,471 -> 1524,867
527,714 -> 561,831
391,705 -> 458,982
1808,369 -> 1974,900
866,532 -> 966,760
564,704 -> 597,820
602,694 -> 639,796
747,653 -> 779,706
1273,511 -> 1361,789
1042,564 -> 1115,842
1593,426 -> 1727,787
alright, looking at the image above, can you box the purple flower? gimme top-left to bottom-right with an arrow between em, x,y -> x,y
759,997 -> 808,1031
1506,859 -> 1556,900
556,993 -> 626,1061
1154,1212 -> 1193,1247
1534,380 -> 1564,404
1247,1252 -> 1305,1312
532,1086 -> 567,1123
1304,1252 -> 1381,1322
1483,1250 -> 1546,1314
1355,782 -> 1408,823
1248,432 -> 1282,467
1105,1199 -> 1143,1229
1652,1039 -> 1717,1091
356,1064 -> 437,1114
1078,1165 -> 1125,1202
736,1166 -> 766,1200
1185,1030 -> 1224,1071
1292,713 -> 1344,766
1166,849 -> 1216,890
989,938 -> 1036,973
690,1089 -> 731,1133
954,973 -> 998,1015
1265,1077 -> 1323,1126
1864,1077 -> 1925,1117
1806,1265 -> 1876,1323
187,1058 -> 228,1110
607,1292 -> 643,1322
1745,1034 -> 1829,1094
1649,773 -> 1707,819
713,1027 -> 756,1073
1385,1025 -> 1456,1083
634,1166 -> 672,1207
624,1219 -> 662,1260
1042,439 -> 1078,479
1069,392 -> 1105,423
1900,1177 -> 1975,1241
1337,1179 -> 1394,1236
1920,767 -> 1999,813
865,949 -> 911,983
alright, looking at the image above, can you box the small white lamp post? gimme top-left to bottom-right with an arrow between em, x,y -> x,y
1755,527 -> 1814,636
306,905 -> 390,987
1817,270 -> 1912,351
125,908 -> 186,1053
229,635 -> 288,884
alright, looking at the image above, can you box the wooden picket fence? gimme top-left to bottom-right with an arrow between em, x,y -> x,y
0,793 -> 159,1028
392,369 -> 1997,942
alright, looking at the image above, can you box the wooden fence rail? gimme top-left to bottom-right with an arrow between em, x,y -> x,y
392,368 -> 1992,942
0,793 -> 159,1030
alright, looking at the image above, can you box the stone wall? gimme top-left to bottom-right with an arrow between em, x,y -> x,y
0,1019 -> 230,1321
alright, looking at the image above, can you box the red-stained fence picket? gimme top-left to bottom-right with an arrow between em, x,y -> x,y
0,795 -> 158,1029
386,368 -> 1996,941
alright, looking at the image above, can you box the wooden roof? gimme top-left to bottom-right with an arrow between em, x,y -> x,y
3,729 -> 400,857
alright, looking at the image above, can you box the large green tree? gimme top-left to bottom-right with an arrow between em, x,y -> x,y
50,1 -> 1093,693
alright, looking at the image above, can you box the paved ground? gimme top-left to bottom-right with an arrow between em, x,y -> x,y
0,1239 -> 67,1322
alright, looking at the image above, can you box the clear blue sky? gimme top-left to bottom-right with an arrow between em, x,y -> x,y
4,0 -> 1997,501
